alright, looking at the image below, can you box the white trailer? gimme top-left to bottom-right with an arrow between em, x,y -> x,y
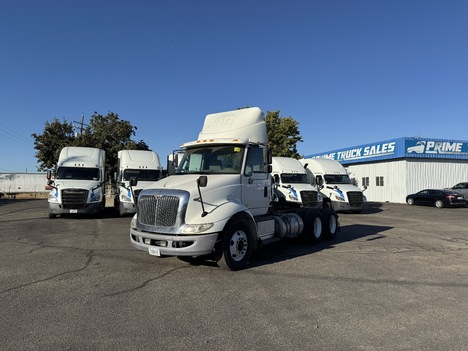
47,147 -> 106,218
115,150 -> 162,216
271,157 -> 322,208
0,173 -> 48,197
129,107 -> 339,270
299,158 -> 367,213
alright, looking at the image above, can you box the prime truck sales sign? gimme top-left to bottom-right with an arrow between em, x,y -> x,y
305,137 -> 468,165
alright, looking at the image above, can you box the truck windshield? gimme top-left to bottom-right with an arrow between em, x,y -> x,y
281,173 -> 309,184
123,169 -> 160,181
324,174 -> 351,184
176,145 -> 245,175
56,167 -> 100,181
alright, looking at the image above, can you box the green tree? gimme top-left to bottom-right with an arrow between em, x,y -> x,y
32,112 -> 149,174
265,110 -> 302,158
77,112 -> 149,174
32,118 -> 76,171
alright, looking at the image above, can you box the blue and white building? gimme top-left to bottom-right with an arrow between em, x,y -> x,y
305,137 -> 468,203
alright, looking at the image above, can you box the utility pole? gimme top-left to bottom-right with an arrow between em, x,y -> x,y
73,114 -> 89,136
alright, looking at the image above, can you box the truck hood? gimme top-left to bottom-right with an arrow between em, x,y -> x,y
282,183 -> 317,192
145,174 -> 240,197
324,183 -> 363,192
140,174 -> 243,225
52,179 -> 102,190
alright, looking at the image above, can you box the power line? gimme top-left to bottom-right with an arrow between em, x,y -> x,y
0,122 -> 33,145
0,130 -> 32,147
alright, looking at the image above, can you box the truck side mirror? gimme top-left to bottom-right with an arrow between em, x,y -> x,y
316,175 -> 323,186
197,175 -> 208,187
47,170 -> 52,180
129,177 -> 138,187
273,174 -> 280,184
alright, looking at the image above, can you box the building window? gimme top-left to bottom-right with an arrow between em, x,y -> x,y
376,176 -> 384,186
362,177 -> 369,187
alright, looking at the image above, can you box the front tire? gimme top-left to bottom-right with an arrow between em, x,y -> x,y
407,198 -> 414,205
218,221 -> 254,271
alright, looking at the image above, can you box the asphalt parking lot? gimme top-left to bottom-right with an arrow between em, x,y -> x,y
1,199 -> 467,351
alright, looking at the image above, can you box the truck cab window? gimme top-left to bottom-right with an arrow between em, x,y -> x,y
177,146 -> 244,174
244,147 -> 265,176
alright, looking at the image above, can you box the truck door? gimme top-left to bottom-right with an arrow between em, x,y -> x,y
241,147 -> 270,216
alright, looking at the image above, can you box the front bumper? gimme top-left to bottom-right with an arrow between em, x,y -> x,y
130,228 -> 219,257
48,202 -> 103,215
332,201 -> 366,212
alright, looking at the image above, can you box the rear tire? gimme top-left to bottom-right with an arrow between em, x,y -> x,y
217,221 -> 254,271
322,208 -> 338,240
302,209 -> 323,245
435,200 -> 444,208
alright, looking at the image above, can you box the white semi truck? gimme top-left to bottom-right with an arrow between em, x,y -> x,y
271,157 -> 322,208
115,150 -> 162,216
129,107 -> 339,270
299,158 -> 366,213
47,147 -> 106,218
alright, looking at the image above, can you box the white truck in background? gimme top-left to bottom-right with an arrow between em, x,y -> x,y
115,150 -> 163,216
299,158 -> 366,213
47,147 -> 106,218
271,157 -> 322,208
129,107 -> 339,271
166,150 -> 185,176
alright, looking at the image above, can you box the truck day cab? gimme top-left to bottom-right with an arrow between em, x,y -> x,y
271,157 -> 323,208
129,107 -> 339,270
47,147 -> 106,218
115,150 -> 162,216
299,158 -> 366,213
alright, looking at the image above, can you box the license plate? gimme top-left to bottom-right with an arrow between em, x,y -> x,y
70,209 -> 78,213
148,247 -> 161,256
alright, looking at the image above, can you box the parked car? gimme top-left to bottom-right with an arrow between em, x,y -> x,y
446,182 -> 468,197
406,189 -> 467,208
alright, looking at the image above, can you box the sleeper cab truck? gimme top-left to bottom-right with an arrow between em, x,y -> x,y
299,158 -> 366,213
115,150 -> 163,216
47,147 -> 106,218
129,107 -> 339,270
271,156 -> 323,208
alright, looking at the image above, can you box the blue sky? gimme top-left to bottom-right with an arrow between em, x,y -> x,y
1,0 -> 467,172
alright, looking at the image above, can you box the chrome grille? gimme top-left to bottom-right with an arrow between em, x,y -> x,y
61,189 -> 88,208
300,190 -> 318,207
138,194 -> 180,227
347,191 -> 363,207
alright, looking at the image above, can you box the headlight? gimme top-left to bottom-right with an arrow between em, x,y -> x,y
90,192 -> 102,202
130,214 -> 137,229
48,193 -> 58,203
317,193 -> 323,202
334,194 -> 346,201
182,223 -> 214,234
120,194 -> 132,202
